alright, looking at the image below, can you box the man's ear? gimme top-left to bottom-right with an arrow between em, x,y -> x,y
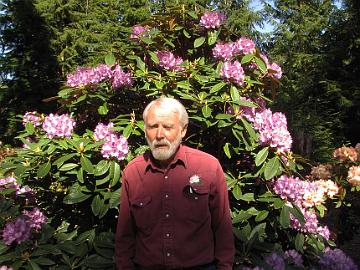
181,124 -> 188,138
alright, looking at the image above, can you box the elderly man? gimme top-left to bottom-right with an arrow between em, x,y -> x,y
115,97 -> 234,270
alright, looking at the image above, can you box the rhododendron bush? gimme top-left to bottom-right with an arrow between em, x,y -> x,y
0,4 -> 358,269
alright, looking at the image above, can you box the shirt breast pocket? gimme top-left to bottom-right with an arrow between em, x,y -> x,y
130,196 -> 154,232
183,184 -> 210,222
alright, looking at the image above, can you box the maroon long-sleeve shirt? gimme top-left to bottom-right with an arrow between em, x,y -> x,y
115,145 -> 234,269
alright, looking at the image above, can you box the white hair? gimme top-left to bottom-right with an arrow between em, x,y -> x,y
143,97 -> 188,127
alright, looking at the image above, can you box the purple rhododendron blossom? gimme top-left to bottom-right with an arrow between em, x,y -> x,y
253,109 -> 292,152
0,176 -> 32,195
284,249 -> 303,266
157,51 -> 185,72
2,217 -> 32,245
220,61 -> 245,85
130,25 -> 148,40
200,11 -> 226,29
319,248 -> 358,270
112,64 -> 133,89
23,208 -> 47,231
0,266 -> 13,270
22,111 -> 42,127
101,134 -> 129,161
66,64 -> 113,87
42,114 -> 76,139
94,122 -> 115,141
233,37 -> 256,55
268,62 -> 283,79
265,252 -> 285,270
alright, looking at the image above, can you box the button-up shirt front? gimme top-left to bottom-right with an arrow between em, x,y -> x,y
115,145 -> 234,270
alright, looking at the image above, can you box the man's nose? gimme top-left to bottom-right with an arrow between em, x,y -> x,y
156,127 -> 164,139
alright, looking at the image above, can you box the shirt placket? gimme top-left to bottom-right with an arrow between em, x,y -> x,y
162,170 -> 174,266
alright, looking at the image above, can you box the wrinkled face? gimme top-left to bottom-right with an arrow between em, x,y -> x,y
145,105 -> 187,163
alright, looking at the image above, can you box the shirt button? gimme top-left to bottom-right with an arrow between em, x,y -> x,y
194,196 -> 198,200
167,252 -> 171,257
165,194 -> 169,198
139,202 -> 144,206
166,233 -> 170,237
165,213 -> 170,218
164,175 -> 168,179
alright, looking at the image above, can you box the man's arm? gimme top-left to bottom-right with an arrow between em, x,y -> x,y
210,163 -> 235,270
115,178 -> 136,270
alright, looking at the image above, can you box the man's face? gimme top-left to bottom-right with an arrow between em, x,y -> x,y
145,105 -> 187,162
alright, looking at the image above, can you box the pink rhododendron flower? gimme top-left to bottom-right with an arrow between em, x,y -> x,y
0,266 -> 13,270
2,217 -> 32,245
23,208 -> 47,231
267,62 -> 283,79
66,64 -> 113,87
156,51 -> 185,72
94,122 -> 115,141
112,64 -> 133,89
0,176 -> 32,195
253,109 -> 292,152
347,166 -> 360,186
220,61 -> 245,85
130,25 -> 148,40
23,111 -> 42,127
199,11 -> 226,29
212,42 -> 234,60
101,134 -> 129,161
42,114 -> 75,139
233,37 -> 256,55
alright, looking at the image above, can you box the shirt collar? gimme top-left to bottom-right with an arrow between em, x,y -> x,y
144,144 -> 187,173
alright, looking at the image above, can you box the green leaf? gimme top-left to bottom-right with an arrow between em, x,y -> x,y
28,260 -> 42,270
110,161 -> 121,187
202,104 -> 212,118
80,156 -> 94,174
208,30 -> 218,45
148,51 -> 159,64
59,163 -> 78,171
94,160 -> 110,176
37,162 -> 51,178
255,210 -> 269,222
230,86 -> 240,103
54,153 -> 77,168
264,157 -> 280,180
136,57 -> 146,72
223,143 -> 231,158
31,257 -> 55,266
98,103 -> 109,115
91,195 -> 109,218
232,184 -> 242,200
239,193 -> 255,202
105,54 -> 116,66
109,188 -> 121,208
241,54 -> 254,64
280,205 -> 290,228
210,82 -> 227,93
183,29 -> 191,38
295,233 -> 304,252
194,36 -> 206,48
25,122 -> 35,134
255,147 -> 269,166
240,118 -> 257,141
63,191 -> 91,204
77,168 -> 84,183
255,56 -> 267,73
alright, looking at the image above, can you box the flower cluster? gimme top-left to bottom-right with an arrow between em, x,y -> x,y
310,164 -> 333,180
265,252 -> 285,270
253,109 -> 292,152
2,208 -> 47,246
0,176 -> 32,195
220,61 -> 245,86
284,249 -> 304,266
42,114 -> 76,139
22,208 -> 48,231
318,248 -> 357,270
94,122 -> 115,141
156,51 -> 185,72
347,166 -> 360,186
260,54 -> 283,79
22,111 -> 42,127
199,11 -> 226,29
0,266 -> 13,270
333,145 -> 359,162
273,175 -> 339,209
101,134 -> 129,161
93,123 -> 129,161
213,37 -> 256,60
130,25 -> 148,40
66,64 -> 132,89
112,64 -> 133,89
